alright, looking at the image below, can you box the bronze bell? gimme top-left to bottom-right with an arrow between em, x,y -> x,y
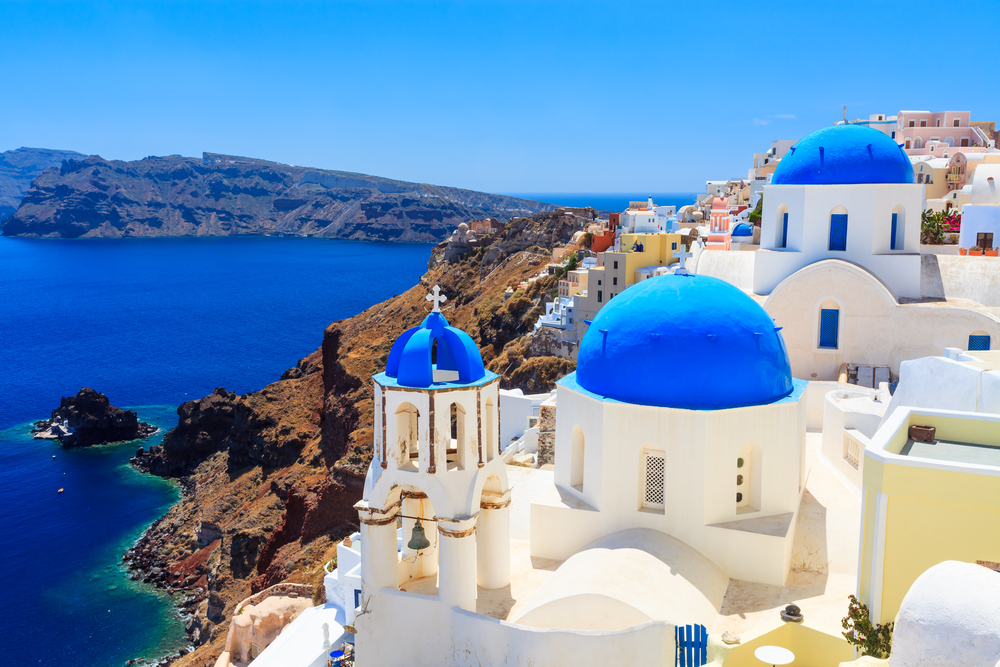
407,519 -> 431,551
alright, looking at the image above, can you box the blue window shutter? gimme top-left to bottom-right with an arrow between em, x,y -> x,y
819,309 -> 839,348
891,213 -> 898,250
782,212 -> 788,248
829,214 -> 848,251
969,335 -> 991,351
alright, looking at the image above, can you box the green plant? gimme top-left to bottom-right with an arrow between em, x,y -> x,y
921,209 -> 945,245
842,594 -> 893,658
748,198 -> 763,225
581,232 -> 595,249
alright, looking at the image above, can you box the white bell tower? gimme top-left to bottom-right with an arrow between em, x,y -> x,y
355,286 -> 510,625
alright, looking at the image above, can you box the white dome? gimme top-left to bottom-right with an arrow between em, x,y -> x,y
891,561 -> 1000,667
969,165 -> 1000,205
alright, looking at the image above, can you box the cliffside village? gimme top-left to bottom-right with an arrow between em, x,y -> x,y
213,110 -> 1000,667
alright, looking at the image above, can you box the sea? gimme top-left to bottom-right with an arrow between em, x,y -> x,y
0,236 -> 433,667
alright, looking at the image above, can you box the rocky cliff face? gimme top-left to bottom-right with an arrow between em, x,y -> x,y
0,147 -> 84,220
2,152 -> 556,241
45,387 -> 156,447
124,208 -> 586,666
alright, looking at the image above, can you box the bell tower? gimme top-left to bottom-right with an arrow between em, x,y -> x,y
355,286 -> 510,622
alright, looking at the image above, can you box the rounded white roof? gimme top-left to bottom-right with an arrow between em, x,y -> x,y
970,165 -> 1000,204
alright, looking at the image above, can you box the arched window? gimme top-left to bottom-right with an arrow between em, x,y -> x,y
640,445 -> 665,511
913,137 -> 923,149
829,206 -> 848,251
570,426 -> 585,491
945,137 -> 954,147
904,138 -> 911,149
891,205 -> 905,250
819,300 -> 840,349
737,442 -> 762,513
447,402 -> 466,471
395,403 -> 420,470
775,204 -> 789,249
484,396 -> 496,461
969,332 -> 991,352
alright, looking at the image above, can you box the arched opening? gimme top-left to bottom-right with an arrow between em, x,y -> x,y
891,205 -> 905,250
829,206 -> 848,251
639,445 -> 665,512
969,331 -> 991,352
397,485 -> 440,590
737,442 -> 762,514
447,402 -> 466,471
484,396 -> 496,461
775,204 -> 789,249
904,138 -> 911,149
913,137 -> 923,149
945,137 -> 954,147
395,403 -> 420,470
570,426 -> 585,491
819,300 -> 840,350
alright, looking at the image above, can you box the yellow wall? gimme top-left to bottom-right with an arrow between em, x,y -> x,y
860,412 -> 1000,624
616,233 -> 683,286
712,619 -> 854,667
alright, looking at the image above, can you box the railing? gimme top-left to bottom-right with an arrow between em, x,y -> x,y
843,435 -> 861,470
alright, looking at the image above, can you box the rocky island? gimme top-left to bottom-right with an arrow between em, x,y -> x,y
34,387 -> 157,447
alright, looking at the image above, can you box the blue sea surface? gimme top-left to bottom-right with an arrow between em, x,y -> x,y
0,236 -> 432,667
508,192 -> 700,213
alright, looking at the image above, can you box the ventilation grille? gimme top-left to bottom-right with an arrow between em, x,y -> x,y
643,453 -> 665,509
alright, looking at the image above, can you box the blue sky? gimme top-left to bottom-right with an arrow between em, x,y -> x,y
2,0 -> 998,192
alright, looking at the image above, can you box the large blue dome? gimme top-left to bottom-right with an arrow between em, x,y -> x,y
574,275 -> 793,410
772,125 -> 915,185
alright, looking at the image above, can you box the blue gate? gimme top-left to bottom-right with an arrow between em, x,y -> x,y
675,624 -> 708,666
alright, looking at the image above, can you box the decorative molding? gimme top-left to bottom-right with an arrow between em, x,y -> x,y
438,525 -> 477,538
428,392 -> 436,474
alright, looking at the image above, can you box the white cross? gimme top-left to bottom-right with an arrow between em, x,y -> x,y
672,244 -> 693,275
426,285 -> 448,312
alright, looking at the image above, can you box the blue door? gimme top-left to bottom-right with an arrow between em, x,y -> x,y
820,309 -> 839,348
829,214 -> 848,251
890,213 -> 898,250
675,624 -> 708,666
969,335 -> 991,351
781,212 -> 788,248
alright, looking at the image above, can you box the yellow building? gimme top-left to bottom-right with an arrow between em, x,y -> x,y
859,406 -> 1000,625
572,232 -> 684,339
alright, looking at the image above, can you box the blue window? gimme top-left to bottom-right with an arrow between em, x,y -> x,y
819,309 -> 839,348
890,213 -> 898,250
781,212 -> 789,248
354,589 -> 362,609
969,335 -> 991,351
672,242 -> 677,250
829,214 -> 848,251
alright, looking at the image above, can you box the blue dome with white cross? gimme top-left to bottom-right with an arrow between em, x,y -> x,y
381,287 -> 491,389
772,125 -> 915,185
569,274 -> 795,410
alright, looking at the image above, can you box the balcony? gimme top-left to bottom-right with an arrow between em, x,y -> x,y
947,174 -> 962,182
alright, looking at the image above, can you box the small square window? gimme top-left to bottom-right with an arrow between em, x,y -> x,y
954,119 -> 960,127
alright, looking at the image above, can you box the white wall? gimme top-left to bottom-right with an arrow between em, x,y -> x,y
694,249 -> 755,292
535,383 -> 805,586
757,183 -> 924,298
499,389 -> 551,451
355,589 -> 675,667
959,205 -> 1000,249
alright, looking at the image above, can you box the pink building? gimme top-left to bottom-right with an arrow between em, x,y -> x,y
896,111 -> 991,153
706,197 -> 731,250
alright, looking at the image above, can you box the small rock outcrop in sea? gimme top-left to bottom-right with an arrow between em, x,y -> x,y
34,387 -> 156,447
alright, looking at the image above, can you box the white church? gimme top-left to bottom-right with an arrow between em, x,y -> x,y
695,124 -> 1000,382
337,277 -> 819,666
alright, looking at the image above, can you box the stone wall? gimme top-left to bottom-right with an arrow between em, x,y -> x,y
536,398 -> 557,466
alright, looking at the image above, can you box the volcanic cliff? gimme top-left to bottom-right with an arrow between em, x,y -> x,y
0,147 -> 84,220
124,208 -> 591,666
2,152 -> 555,241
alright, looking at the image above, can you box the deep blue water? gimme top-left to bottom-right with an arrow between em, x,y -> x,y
507,192 -> 700,213
0,236 -> 432,667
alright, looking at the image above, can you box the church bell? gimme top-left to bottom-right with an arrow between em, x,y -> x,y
407,519 -> 431,551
